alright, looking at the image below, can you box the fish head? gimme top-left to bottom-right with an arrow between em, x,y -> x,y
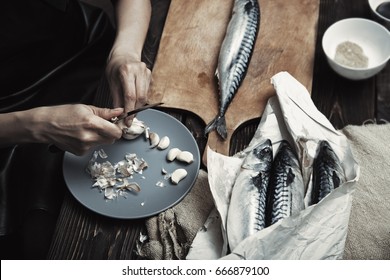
242,139 -> 273,170
255,139 -> 273,161
319,140 -> 332,152
276,140 -> 300,168
317,140 -> 345,177
318,141 -> 339,163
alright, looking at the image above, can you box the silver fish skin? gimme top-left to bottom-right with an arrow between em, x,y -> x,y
205,0 -> 260,140
267,140 -> 304,226
227,139 -> 272,251
311,140 -> 345,205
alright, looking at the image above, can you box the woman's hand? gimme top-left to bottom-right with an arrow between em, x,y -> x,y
37,104 -> 124,155
106,52 -> 151,126
1,104 -> 124,155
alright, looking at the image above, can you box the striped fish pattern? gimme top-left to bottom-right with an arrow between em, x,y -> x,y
266,140 -> 304,226
227,139 -> 273,251
205,0 -> 260,139
311,140 -> 345,205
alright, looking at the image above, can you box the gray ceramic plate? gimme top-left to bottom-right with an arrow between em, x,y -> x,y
63,109 -> 200,219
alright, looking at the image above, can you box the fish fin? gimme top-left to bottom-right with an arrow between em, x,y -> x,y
204,117 -> 218,136
251,173 -> 262,186
204,115 -> 227,139
286,168 -> 295,185
332,170 -> 341,189
216,116 -> 227,139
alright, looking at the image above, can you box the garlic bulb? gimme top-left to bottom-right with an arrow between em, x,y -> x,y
118,118 -> 147,140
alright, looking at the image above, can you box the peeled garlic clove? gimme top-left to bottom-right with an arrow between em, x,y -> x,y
149,132 -> 160,148
171,168 -> 187,184
167,148 -> 182,161
157,136 -> 170,150
176,151 -> 194,164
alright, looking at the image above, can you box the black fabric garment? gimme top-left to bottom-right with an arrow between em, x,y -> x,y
0,0 -> 115,259
0,0 -> 82,97
0,144 -> 67,259
0,0 -> 115,112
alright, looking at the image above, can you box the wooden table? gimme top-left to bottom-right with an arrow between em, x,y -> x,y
47,0 -> 390,259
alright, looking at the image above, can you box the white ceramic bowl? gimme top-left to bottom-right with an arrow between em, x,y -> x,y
322,18 -> 390,80
368,0 -> 390,30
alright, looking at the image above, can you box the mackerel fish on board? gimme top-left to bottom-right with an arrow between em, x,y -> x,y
266,140 -> 305,226
311,140 -> 345,205
227,139 -> 272,251
204,0 -> 260,140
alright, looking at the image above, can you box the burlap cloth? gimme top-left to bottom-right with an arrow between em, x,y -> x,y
137,123 -> 390,260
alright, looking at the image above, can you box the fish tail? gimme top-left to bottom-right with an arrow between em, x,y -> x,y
204,115 -> 227,139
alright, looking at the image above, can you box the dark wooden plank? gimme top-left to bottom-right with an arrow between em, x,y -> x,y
311,0 -> 377,129
376,65 -> 390,123
48,192 -> 144,259
229,119 -> 259,156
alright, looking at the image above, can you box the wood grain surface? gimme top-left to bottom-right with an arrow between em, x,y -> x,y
149,0 -> 320,160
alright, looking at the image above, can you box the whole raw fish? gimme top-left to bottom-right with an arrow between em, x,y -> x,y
227,139 -> 272,251
266,140 -> 304,226
205,0 -> 260,139
311,140 -> 345,204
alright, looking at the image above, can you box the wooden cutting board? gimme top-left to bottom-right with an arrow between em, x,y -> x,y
149,0 -> 319,164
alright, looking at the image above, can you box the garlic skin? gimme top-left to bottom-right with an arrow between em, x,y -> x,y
171,168 -> 188,184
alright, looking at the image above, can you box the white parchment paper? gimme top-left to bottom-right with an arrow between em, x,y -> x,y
186,72 -> 360,260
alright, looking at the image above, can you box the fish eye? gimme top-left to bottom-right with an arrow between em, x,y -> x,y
261,147 -> 271,155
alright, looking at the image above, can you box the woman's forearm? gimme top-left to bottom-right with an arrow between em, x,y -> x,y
105,0 -> 152,125
0,109 -> 44,146
110,0 -> 152,60
0,105 -> 124,155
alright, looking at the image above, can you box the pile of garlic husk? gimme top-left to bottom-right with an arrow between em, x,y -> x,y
86,149 -> 147,200
86,117 -> 196,199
